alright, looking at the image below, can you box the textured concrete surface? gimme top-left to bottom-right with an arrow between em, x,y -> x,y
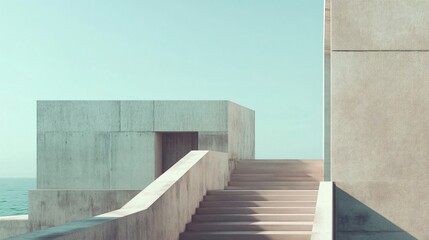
331,52 -> 429,239
227,101 -> 255,168
37,132 -> 157,189
37,100 -> 254,190
28,190 -> 140,231
311,182 -> 333,240
9,151 -> 229,240
332,0 -> 429,50
37,101 -> 120,132
0,215 -> 29,240
154,101 -> 228,132
119,101 -> 154,131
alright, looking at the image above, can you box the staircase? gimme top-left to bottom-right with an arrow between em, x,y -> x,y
180,160 -> 323,240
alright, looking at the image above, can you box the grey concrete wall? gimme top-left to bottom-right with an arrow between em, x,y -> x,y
9,151 -> 229,240
0,216 -> 29,240
331,1 -> 429,239
227,101 -> 255,170
37,100 -> 254,190
28,190 -> 140,230
324,0 -> 331,181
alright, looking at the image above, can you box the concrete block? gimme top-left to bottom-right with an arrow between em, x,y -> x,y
28,190 -> 140,230
331,52 -> 429,239
154,101 -> 228,132
37,132 -> 111,189
332,52 -> 429,182
37,101 -> 120,132
110,132 -> 157,189
332,0 -> 429,50
120,101 -> 154,131
227,101 -> 255,162
0,215 -> 29,239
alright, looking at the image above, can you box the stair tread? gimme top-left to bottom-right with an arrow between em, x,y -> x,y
182,231 -> 312,234
188,221 -> 313,225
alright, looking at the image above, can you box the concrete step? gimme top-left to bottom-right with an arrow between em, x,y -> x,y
192,214 -> 315,222
180,231 -> 312,240
233,169 -> 323,174
186,221 -> 313,231
225,185 -> 319,190
228,181 -> 320,186
231,173 -> 323,178
203,195 -> 317,201
200,201 -> 316,208
237,160 -> 322,164
231,176 -> 322,181
196,207 -> 315,214
207,190 -> 318,196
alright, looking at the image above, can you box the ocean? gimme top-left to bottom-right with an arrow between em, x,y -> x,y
0,178 -> 36,216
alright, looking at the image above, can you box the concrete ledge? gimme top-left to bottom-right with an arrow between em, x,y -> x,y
0,215 -> 30,239
8,151 -> 229,240
311,182 -> 333,240
28,190 -> 140,230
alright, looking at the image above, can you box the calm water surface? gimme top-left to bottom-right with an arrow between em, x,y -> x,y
0,178 -> 36,216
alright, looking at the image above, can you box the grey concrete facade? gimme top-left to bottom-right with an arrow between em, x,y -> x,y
331,1 -> 429,239
37,100 -> 254,190
0,100 -> 255,238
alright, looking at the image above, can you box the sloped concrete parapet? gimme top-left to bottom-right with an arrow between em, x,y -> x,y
8,151 -> 229,240
311,181 -> 333,240
28,190 -> 140,231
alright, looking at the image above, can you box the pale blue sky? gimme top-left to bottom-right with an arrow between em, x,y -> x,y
0,0 -> 324,177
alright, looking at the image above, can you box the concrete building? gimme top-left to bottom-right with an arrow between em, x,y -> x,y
0,100 -> 255,238
329,0 -> 428,239
1,0 -> 429,239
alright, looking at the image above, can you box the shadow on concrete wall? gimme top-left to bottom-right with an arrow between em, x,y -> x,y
334,185 -> 417,240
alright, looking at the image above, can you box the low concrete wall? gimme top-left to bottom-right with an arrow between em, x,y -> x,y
28,190 -> 140,230
0,216 -> 29,239
8,151 -> 229,240
311,182 -> 333,240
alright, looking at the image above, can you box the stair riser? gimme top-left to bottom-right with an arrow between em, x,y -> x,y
200,201 -> 316,207
207,190 -> 318,196
204,196 -> 317,201
180,233 -> 311,240
225,186 -> 319,190
192,214 -> 315,222
186,224 -> 313,231
196,208 -> 315,214
228,182 -> 320,186
231,177 -> 322,181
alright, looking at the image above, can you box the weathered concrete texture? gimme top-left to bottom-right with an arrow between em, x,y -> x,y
37,132 -> 111,189
335,186 -> 417,240
227,101 -> 255,164
37,132 -> 157,189
311,182 -> 333,240
198,132 -> 228,153
28,190 -> 140,230
331,52 -> 429,239
37,101 -> 120,132
119,101 -> 154,131
9,151 -> 229,240
154,101 -> 228,132
37,100 -> 255,190
110,132 -> 157,189
0,215 -> 29,240
332,0 -> 429,50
